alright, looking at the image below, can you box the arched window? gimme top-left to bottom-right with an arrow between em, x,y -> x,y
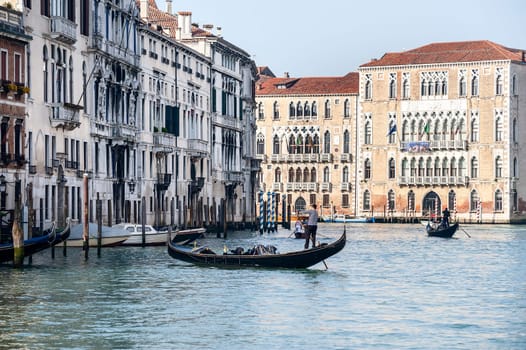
389,77 -> 396,99
258,102 -> 264,119
273,101 -> 279,119
418,157 -> 425,176
442,158 -> 449,177
343,130 -> 350,153
296,134 -> 304,154
513,157 -> 518,178
434,157 -> 441,177
274,167 -> 281,182
471,157 -> 478,178
459,76 -> 466,97
471,70 -> 479,96
495,116 -> 503,141
364,158 -> 371,179
496,70 -> 503,95
43,46 -> 49,102
364,121 -> 372,144
342,166 -> 349,183
305,135 -> 313,154
311,101 -> 317,116
512,118 -> 517,143
426,157 -> 433,176
401,120 -> 409,142
388,158 -> 396,179
363,190 -> 371,210
272,135 -> 280,154
495,189 -> 503,211
471,118 -> 479,142
495,156 -> 503,178
296,168 -> 302,183
289,102 -> 295,118
324,100 -> 331,118
408,190 -> 415,211
512,75 -> 517,95
401,158 -> 409,176
388,120 -> 396,144
450,157 -> 457,176
69,56 -> 73,103
421,79 -> 427,96
304,102 -> 310,117
256,133 -> 265,155
82,61 -> 87,112
458,157 -> 466,177
402,78 -> 409,99
410,157 -> 417,176
303,168 -> 309,183
344,99 -> 350,118
323,166 -> 330,182
313,135 -> 320,153
310,168 -> 316,182
296,102 -> 303,118
288,168 -> 295,183
323,131 -> 331,153
365,80 -> 372,99
288,135 -> 296,154
387,190 -> 395,210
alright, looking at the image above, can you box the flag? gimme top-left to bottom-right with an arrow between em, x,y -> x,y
424,123 -> 429,134
387,124 -> 397,136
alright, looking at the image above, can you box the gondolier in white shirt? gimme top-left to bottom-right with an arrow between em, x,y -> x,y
301,204 -> 319,249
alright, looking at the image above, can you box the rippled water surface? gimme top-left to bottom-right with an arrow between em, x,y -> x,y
1,223 -> 525,349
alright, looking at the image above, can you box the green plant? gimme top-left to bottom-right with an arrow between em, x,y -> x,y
161,127 -> 168,133
19,86 -> 30,94
7,83 -> 17,92
153,126 -> 159,132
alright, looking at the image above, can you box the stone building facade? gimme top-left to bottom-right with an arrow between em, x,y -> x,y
358,41 -> 526,223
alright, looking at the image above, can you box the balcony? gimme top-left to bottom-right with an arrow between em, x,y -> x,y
90,121 -> 112,138
398,175 -> 469,186
254,154 -> 267,163
321,182 -> 332,192
50,16 -> 77,44
190,177 -> 205,194
65,160 -> 79,169
156,173 -> 172,191
285,182 -> 318,192
153,133 -> 175,154
50,103 -> 82,130
340,153 -> 353,163
76,169 -> 93,179
401,139 -> 468,152
112,124 -> 137,143
45,166 -> 53,176
341,182 -> 351,191
211,114 -> 242,131
272,182 -> 283,192
320,153 -> 333,162
187,138 -> 208,158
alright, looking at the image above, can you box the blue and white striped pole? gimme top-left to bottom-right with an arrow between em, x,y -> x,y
259,191 -> 264,234
271,192 -> 276,233
267,191 -> 271,233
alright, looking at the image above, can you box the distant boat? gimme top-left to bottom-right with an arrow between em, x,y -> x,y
116,224 -> 167,246
171,227 -> 206,245
68,223 -> 130,247
0,220 -> 71,263
323,214 -> 375,223
426,222 -> 459,238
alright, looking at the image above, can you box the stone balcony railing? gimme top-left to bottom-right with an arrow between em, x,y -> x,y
398,175 -> 469,186
50,16 -> 77,44
50,103 -> 81,130
153,133 -> 175,154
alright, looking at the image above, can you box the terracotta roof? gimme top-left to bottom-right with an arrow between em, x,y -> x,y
256,72 -> 359,96
360,40 -> 526,68
257,66 -> 275,78
137,0 -> 179,38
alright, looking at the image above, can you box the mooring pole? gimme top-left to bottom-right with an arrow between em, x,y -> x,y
97,192 -> 102,257
141,196 -> 146,247
82,174 -> 89,260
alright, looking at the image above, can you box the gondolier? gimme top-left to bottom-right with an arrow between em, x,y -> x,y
301,204 -> 319,249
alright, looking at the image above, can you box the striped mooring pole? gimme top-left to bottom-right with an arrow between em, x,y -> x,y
271,192 -> 276,233
259,191 -> 264,234
266,191 -> 271,233
477,200 -> 481,223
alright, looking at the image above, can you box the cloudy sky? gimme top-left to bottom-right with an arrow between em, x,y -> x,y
159,0 -> 525,77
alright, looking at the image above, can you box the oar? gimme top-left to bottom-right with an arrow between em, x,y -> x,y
460,228 -> 471,238
288,231 -> 295,238
322,260 -> 328,270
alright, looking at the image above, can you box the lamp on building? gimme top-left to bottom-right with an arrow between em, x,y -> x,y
128,179 -> 136,194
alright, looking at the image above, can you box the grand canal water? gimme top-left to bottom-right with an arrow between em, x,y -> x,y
1,223 -> 525,349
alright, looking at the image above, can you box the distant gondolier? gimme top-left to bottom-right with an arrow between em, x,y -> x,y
442,207 -> 451,227
301,204 -> 318,249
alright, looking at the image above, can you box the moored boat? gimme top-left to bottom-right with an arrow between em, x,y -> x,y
0,219 -> 71,263
426,222 -> 459,238
172,227 -> 205,245
167,229 -> 346,269
68,223 -> 130,247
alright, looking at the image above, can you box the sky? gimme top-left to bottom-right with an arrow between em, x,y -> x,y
159,0 -> 526,78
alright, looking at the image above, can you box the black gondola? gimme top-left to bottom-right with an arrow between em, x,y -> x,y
172,228 -> 205,245
0,219 -> 71,263
426,222 -> 459,238
167,229 -> 346,269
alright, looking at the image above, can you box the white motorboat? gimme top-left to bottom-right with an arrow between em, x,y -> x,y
117,224 -> 168,246
68,223 -> 130,247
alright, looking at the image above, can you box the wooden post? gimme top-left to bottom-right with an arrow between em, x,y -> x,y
82,174 -> 89,260
97,192 -> 102,257
12,178 -> 23,267
27,182 -> 33,265
222,198 -> 227,239
141,196 -> 146,247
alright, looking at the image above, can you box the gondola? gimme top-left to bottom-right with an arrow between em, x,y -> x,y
426,222 -> 459,238
171,227 -> 206,245
0,219 -> 71,263
167,229 -> 346,268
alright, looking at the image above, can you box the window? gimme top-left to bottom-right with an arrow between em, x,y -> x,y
512,75 -> 517,95
14,53 -> 21,83
273,101 -> 279,119
323,131 -> 330,153
512,118 -> 517,143
304,102 -> 310,117
402,73 -> 410,99
471,69 -> 479,96
289,102 -> 295,118
513,157 -> 517,178
343,130 -> 350,153
258,103 -> 264,119
388,119 -> 396,144
80,0 -> 90,36
323,166 -> 330,182
495,68 -> 503,95
324,100 -> 331,118
471,157 -> 478,179
256,134 -> 264,155
310,168 -> 316,182
364,121 -> 372,144
342,194 -> 349,207
495,156 -> 502,178
389,73 -> 396,99
494,190 -> 503,211
363,190 -> 371,210
272,135 -> 280,154
470,114 -> 479,142
364,74 -> 372,99
323,194 -> 330,208
288,168 -> 294,182
364,158 -> 371,179
311,101 -> 317,117
387,190 -> 395,210
343,99 -> 350,118
448,190 -> 456,212
43,46 -> 48,102
495,111 -> 503,141
388,158 -> 395,179
274,167 -> 281,182
296,102 -> 303,118
459,70 -> 466,97
0,50 -> 6,81
342,166 -> 349,183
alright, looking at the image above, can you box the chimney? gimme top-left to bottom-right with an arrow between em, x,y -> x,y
216,26 -> 222,37
203,24 -> 214,32
166,0 -> 172,14
177,11 -> 193,39
139,0 -> 148,20
284,72 -> 289,78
